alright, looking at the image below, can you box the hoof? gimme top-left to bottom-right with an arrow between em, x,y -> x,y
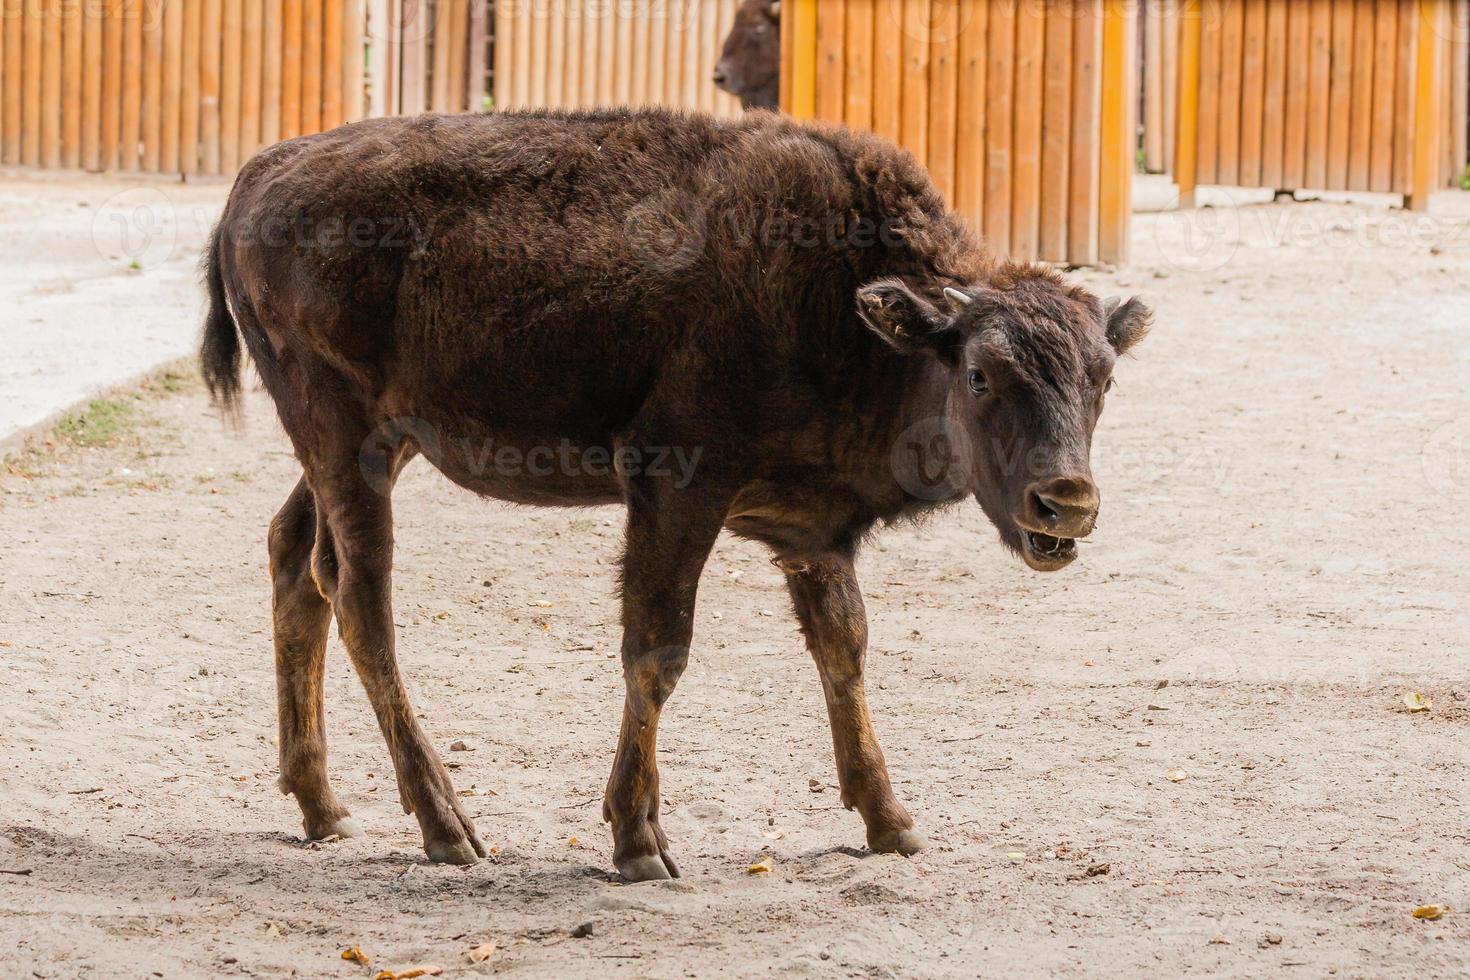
305,815 -> 363,841
425,835 -> 483,865
869,827 -> 927,856
616,853 -> 677,882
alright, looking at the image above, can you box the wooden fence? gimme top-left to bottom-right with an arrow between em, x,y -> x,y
0,0 -> 368,175
1162,0 -> 1468,207
781,0 -> 1139,266
491,0 -> 743,116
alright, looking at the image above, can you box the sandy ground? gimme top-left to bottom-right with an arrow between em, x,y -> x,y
0,170 -> 229,446
1,190 -> 1468,979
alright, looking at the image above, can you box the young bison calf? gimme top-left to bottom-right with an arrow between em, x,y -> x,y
201,107 -> 1149,881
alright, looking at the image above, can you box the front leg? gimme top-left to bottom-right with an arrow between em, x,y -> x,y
603,470 -> 729,881
781,550 -> 925,856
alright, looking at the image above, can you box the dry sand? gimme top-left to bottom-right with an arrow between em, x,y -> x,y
1,192 -> 1467,978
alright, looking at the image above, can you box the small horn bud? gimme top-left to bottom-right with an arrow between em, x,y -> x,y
943,286 -> 973,308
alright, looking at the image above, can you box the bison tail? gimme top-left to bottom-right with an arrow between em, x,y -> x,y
199,223 -> 243,417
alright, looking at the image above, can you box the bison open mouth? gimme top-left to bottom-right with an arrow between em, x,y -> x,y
1021,530 -> 1078,570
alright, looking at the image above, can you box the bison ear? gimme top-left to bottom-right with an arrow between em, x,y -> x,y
856,279 -> 954,356
1104,296 -> 1152,356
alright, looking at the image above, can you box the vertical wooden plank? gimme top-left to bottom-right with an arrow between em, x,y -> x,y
321,0 -> 342,125
1070,0 -> 1102,260
1368,0 -> 1397,191
596,0 -> 614,105
1215,0 -> 1243,185
562,0 -> 581,108
343,0 -> 363,120
241,0 -> 263,157
927,0 -> 960,200
780,0 -> 794,111
1144,0 -> 1164,173
1281,0 -> 1310,188
1196,0 -> 1220,185
2,0 -> 23,165
1326,0 -> 1355,188
513,0 -> 532,106
260,0 -> 280,142
899,0 -> 930,164
432,0 -> 453,109
953,0 -> 987,227
301,0 -> 321,130
42,0 -> 63,168
612,0 -> 629,104
202,0 -> 223,171
682,0 -> 701,109
1304,0 -> 1332,188
1098,0 -> 1134,264
844,0 -> 875,129
1394,0 -> 1417,192
1260,0 -> 1288,188
181,0 -> 203,173
493,0 -> 512,107
1039,1 -> 1073,263
142,0 -> 165,171
61,0 -> 82,167
222,0 -> 243,168
1453,0 -> 1469,182
1348,0 -> 1376,187
82,0 -> 106,169
159,0 -> 182,171
815,0 -> 845,121
547,0 -> 567,107
871,0 -> 902,140
791,0 -> 817,118
633,0 -> 651,105
984,0 -> 1014,249
1238,0 -> 1267,187
280,0 -> 301,134
399,0 -> 424,114
650,0 -> 668,107
22,0 -> 44,166
1010,0 -> 1043,259
1162,0 -> 1180,174
100,0 -> 125,170
1407,0 -> 1445,207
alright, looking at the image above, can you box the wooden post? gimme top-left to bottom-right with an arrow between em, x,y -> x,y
161,0 -> 183,172
82,0 -> 104,170
301,0 -> 322,132
1069,0 -> 1102,265
222,0 -> 243,171
790,0 -> 817,118
42,0 -> 62,169
1098,0 -> 1133,265
242,0 -> 264,157
61,0 -> 82,168
2,0 -> 22,164
322,0 -> 343,126
469,0 -> 489,110
261,0 -> 282,142
1407,0 -> 1446,208
100,0 -> 124,171
1175,0 -> 1202,207
182,0 -> 203,174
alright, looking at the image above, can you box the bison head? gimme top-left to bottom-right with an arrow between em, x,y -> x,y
857,271 -> 1150,571
714,0 -> 781,111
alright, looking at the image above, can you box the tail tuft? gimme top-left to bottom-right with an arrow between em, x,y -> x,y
199,224 -> 242,417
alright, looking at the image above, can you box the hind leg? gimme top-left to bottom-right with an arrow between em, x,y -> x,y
269,476 -> 359,841
307,450 -> 486,865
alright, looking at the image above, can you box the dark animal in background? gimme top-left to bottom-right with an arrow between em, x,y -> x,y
201,107 -> 1150,881
714,0 -> 781,110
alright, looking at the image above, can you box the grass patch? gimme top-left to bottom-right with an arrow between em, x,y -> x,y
54,397 -> 139,448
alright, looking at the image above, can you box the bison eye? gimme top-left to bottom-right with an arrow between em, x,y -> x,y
968,370 -> 988,395
1105,377 -> 1117,393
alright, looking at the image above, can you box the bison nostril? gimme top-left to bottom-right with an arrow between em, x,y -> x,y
712,70 -> 727,85
1032,491 -> 1060,526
